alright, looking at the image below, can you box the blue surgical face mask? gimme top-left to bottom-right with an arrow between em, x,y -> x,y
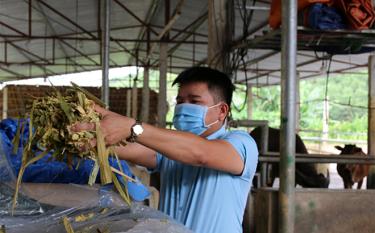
172,103 -> 221,135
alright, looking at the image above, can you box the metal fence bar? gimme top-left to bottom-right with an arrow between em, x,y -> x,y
260,153 -> 375,164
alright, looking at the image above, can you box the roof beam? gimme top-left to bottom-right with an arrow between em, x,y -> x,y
239,57 -> 321,83
144,0 -> 185,63
0,65 -> 28,79
113,0 -> 158,36
0,35 -> 208,44
59,40 -> 100,66
150,11 -> 208,67
33,0 -> 88,72
0,21 -> 27,37
128,0 -> 160,65
37,0 -> 97,39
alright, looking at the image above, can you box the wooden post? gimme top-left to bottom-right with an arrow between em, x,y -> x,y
157,0 -> 169,128
141,66 -> 150,123
126,89 -> 132,117
131,78 -> 138,119
367,55 -> 375,188
321,97 -> 329,152
247,84 -> 253,120
2,86 -> 8,120
158,43 -> 168,127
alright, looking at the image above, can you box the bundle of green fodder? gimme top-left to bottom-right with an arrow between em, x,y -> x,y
12,84 -> 132,212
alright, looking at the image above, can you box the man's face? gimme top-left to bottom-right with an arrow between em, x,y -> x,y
176,81 -> 226,137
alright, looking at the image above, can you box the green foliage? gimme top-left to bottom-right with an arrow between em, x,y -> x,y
108,67 -> 368,141
241,71 -> 368,141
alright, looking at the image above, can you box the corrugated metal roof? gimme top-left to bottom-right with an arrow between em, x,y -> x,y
0,0 -> 373,86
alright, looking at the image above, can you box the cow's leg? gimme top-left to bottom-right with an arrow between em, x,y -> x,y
357,179 -> 363,189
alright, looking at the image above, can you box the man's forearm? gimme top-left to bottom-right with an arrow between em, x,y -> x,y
114,143 -> 157,169
136,123 -> 209,166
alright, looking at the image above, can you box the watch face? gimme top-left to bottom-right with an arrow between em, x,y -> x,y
133,124 -> 144,135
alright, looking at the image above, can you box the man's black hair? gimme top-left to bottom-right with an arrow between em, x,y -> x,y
172,67 -> 235,106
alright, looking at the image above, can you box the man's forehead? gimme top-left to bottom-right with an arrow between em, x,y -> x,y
177,82 -> 215,101
178,83 -> 208,95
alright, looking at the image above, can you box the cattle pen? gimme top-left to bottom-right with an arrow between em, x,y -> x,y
1,0 -> 375,233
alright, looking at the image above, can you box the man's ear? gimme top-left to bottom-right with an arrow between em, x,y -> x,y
219,103 -> 229,121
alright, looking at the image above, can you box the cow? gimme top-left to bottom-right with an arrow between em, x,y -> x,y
335,144 -> 370,189
250,126 -> 330,188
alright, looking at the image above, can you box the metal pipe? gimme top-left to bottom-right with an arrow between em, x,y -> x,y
228,119 -> 269,128
368,55 -> 375,188
260,124 -> 269,186
279,0 -> 297,232
101,0 -> 111,106
260,153 -> 375,164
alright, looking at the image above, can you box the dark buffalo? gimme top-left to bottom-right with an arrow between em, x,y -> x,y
250,126 -> 330,188
335,144 -> 369,189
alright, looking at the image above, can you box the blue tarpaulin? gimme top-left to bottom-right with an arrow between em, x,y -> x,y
305,3 -> 346,30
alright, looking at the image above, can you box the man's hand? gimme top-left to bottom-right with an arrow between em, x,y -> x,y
71,105 -> 134,146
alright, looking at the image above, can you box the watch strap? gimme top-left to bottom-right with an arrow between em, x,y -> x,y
126,120 -> 142,143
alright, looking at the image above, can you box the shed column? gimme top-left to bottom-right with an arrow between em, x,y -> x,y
141,66 -> 150,122
247,84 -> 253,120
141,29 -> 151,123
101,0 -> 111,105
132,78 -> 138,119
158,43 -> 167,127
295,73 -> 300,132
279,0 -> 297,232
367,55 -> 375,188
157,0 -> 169,128
207,0 -> 232,72
2,86 -> 8,120
126,89 -> 132,117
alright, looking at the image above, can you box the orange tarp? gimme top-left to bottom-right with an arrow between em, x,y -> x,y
334,0 -> 375,29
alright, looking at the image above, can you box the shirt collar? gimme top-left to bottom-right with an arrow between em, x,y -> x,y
206,124 -> 227,140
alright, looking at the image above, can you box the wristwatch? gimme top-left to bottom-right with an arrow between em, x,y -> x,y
126,120 -> 144,143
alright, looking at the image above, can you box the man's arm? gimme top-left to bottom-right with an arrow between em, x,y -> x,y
137,124 -> 244,175
73,106 -> 245,175
114,143 -> 157,169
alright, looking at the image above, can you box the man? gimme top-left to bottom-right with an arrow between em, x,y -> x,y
72,67 -> 258,233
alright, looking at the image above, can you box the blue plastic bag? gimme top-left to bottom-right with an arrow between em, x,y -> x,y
0,118 -> 150,202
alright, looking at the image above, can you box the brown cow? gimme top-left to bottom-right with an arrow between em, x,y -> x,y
250,126 -> 330,188
335,144 -> 370,189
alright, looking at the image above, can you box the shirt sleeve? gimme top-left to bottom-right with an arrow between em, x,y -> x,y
222,130 -> 259,181
147,152 -> 163,173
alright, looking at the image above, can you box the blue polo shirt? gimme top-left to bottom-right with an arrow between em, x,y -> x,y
153,125 -> 258,233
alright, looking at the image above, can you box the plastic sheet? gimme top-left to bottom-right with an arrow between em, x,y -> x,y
0,183 -> 192,233
0,120 -> 192,233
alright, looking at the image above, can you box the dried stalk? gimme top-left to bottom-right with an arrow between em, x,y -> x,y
12,85 -> 134,213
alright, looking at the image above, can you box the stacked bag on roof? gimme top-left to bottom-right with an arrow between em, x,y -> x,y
269,0 -> 375,30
